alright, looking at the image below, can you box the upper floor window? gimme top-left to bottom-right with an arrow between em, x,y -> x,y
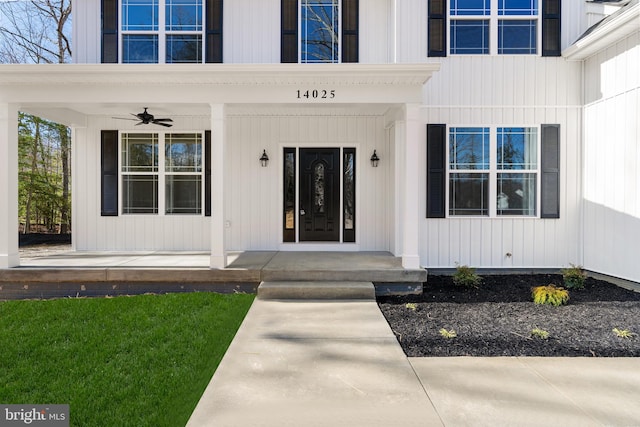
444,0 -> 539,55
121,0 -> 204,63
281,0 -> 358,63
301,0 -> 339,63
450,0 -> 538,55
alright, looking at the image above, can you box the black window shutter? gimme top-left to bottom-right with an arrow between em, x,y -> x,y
428,0 -> 446,57
542,0 -> 561,57
281,0 -> 298,63
541,124 -> 560,218
101,0 -> 118,63
206,0 -> 223,63
427,124 -> 446,218
101,130 -> 119,216
342,0 -> 359,63
204,131 -> 212,217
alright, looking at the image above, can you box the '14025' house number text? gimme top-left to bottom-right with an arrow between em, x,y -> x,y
297,89 -> 336,99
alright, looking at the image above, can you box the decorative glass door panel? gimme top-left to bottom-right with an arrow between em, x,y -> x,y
299,148 -> 340,241
343,148 -> 355,242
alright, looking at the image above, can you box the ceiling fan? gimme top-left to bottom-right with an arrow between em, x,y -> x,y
113,107 -> 173,127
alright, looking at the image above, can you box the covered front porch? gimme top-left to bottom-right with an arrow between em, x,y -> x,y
0,63 -> 439,270
1,249 -> 427,299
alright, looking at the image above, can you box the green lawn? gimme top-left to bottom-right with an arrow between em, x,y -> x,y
0,292 -> 255,426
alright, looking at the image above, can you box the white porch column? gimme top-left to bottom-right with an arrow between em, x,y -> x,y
210,104 -> 228,268
401,103 -> 422,269
0,104 -> 19,268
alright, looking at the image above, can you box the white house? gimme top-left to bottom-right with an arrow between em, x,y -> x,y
0,0 -> 638,284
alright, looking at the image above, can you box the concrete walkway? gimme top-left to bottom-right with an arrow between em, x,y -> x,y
187,296 -> 640,427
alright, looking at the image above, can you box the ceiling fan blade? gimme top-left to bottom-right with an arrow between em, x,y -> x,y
112,117 -> 139,121
153,118 -> 173,122
134,121 -> 144,126
154,121 -> 173,128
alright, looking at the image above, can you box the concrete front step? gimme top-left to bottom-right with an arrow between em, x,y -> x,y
257,281 -> 375,300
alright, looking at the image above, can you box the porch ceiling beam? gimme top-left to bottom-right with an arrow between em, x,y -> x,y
0,83 -> 427,106
0,64 -> 440,107
0,63 -> 440,86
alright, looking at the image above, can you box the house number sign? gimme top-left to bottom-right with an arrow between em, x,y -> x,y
296,89 -> 336,100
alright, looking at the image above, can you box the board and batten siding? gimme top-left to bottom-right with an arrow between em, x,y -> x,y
224,113 -> 391,251
419,55 -> 583,269
583,30 -> 640,283
73,116 -> 211,251
224,0 -> 280,63
72,0 -> 101,64
423,56 -> 581,107
394,0 -> 428,63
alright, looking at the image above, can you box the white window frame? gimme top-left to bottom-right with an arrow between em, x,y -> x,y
446,125 -> 541,218
119,131 -> 205,216
299,0 -> 342,63
448,0 -> 541,56
119,0 -> 205,64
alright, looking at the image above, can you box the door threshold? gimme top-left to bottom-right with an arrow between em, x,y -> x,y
278,243 -> 360,252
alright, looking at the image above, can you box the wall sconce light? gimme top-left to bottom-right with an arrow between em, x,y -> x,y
260,149 -> 269,167
370,150 -> 380,167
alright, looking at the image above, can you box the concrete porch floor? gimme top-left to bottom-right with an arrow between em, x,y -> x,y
0,249 -> 426,299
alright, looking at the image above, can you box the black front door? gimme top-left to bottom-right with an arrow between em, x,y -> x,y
299,148 -> 340,241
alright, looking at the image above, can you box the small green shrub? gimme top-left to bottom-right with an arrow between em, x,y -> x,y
452,265 -> 482,289
439,328 -> 457,339
612,328 -> 636,339
532,285 -> 569,306
405,303 -> 417,311
562,264 -> 587,290
531,328 -> 550,340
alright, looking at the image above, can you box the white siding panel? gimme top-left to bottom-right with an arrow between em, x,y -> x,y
395,0 -> 427,62
423,57 -> 581,107
224,0 -> 280,63
72,1 -> 100,64
583,30 -> 640,283
360,0 -> 392,63
563,1 -> 589,51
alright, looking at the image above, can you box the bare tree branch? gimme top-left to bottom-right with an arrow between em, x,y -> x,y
0,0 -> 72,64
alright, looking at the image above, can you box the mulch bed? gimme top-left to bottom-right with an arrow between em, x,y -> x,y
378,274 -> 640,357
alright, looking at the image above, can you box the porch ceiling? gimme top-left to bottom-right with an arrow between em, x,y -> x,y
0,63 -> 439,127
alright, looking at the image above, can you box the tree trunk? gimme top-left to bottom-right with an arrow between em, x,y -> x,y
58,124 -> 69,234
23,119 -> 41,234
